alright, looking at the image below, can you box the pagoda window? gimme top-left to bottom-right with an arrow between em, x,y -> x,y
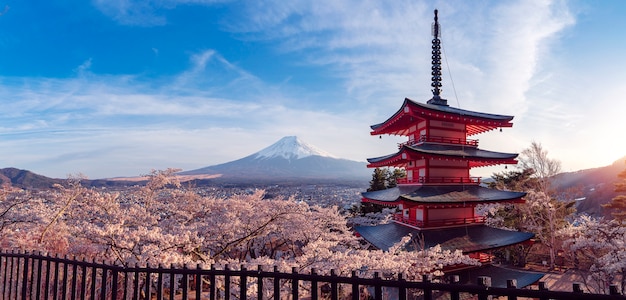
415,208 -> 424,221
430,160 -> 469,168
429,128 -> 465,138
430,120 -> 462,130
429,168 -> 468,178
428,207 -> 474,221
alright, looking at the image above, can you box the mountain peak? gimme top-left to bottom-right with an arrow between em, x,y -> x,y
254,136 -> 336,160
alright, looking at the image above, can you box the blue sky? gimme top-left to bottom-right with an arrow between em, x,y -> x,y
1,0 -> 626,179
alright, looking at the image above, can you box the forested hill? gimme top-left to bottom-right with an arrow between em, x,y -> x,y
0,168 -> 135,189
552,156 -> 626,218
0,168 -> 64,189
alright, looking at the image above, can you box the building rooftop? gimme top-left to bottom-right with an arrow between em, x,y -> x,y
450,265 -> 545,288
370,98 -> 514,136
355,222 -> 534,253
367,143 -> 518,168
362,185 -> 526,204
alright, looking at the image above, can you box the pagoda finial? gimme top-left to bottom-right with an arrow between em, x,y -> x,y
427,9 -> 448,106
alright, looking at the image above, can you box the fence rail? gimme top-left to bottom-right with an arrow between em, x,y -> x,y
1,250 -> 624,300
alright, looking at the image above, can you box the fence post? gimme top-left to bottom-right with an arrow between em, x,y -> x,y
169,263 -> 177,300
291,267 -> 298,300
241,265 -> 248,300
609,285 -> 620,295
111,267 -> 119,300
182,264 -> 189,300
538,281 -> 549,300
398,273 -> 407,300
20,253 -> 29,300
101,264 -> 109,300
572,282 -> 583,293
62,256 -> 70,300
145,264 -> 152,300
373,272 -> 382,300
449,275 -> 460,300
224,264 -> 231,300
422,274 -> 432,300
351,271 -> 359,300
196,264 -> 203,300
477,276 -> 491,300
310,268 -> 318,300
209,264 -> 216,300
10,252 -> 17,299
156,264 -> 164,300
0,253 -> 6,299
35,255 -> 44,300
70,259 -> 78,299
330,269 -> 339,300
506,279 -> 517,300
28,254 -> 35,299
91,260 -> 99,300
257,265 -> 264,299
272,266 -> 279,300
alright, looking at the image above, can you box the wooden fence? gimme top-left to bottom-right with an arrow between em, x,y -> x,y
1,250 -> 624,300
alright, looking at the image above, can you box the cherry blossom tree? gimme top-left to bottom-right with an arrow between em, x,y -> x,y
561,215 -> 626,294
519,191 -> 575,269
1,168 -> 479,299
478,193 -> 575,268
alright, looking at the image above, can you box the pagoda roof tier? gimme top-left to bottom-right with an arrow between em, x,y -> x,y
362,185 -> 526,204
355,223 -> 534,253
366,143 -> 518,168
370,98 -> 514,136
450,265 -> 544,288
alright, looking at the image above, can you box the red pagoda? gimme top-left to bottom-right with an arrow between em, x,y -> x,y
355,10 -> 542,287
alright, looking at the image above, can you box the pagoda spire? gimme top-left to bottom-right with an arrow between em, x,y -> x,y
427,9 -> 448,106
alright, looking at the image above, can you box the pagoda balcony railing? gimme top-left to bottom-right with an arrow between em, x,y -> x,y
397,176 -> 481,185
394,214 -> 486,228
399,135 -> 478,148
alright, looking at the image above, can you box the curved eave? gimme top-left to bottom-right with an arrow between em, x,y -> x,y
361,198 -> 402,206
366,144 -> 519,168
400,185 -> 527,203
362,185 -> 526,204
355,223 -> 534,253
370,98 -> 514,136
362,186 -> 419,203
370,98 -> 415,136
450,265 -> 544,288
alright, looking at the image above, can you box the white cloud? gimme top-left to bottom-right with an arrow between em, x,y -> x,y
5,0 -> 623,179
91,0 -> 231,26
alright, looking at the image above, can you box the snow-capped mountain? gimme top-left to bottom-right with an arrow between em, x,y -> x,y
255,136 -> 336,160
181,136 -> 369,181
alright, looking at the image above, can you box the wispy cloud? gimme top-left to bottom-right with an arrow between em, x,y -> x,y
91,0 -> 231,26
6,0 -> 622,179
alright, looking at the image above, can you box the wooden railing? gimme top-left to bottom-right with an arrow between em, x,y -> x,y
1,250 -> 624,299
399,135 -> 479,148
397,176 -> 481,185
393,214 -> 486,228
